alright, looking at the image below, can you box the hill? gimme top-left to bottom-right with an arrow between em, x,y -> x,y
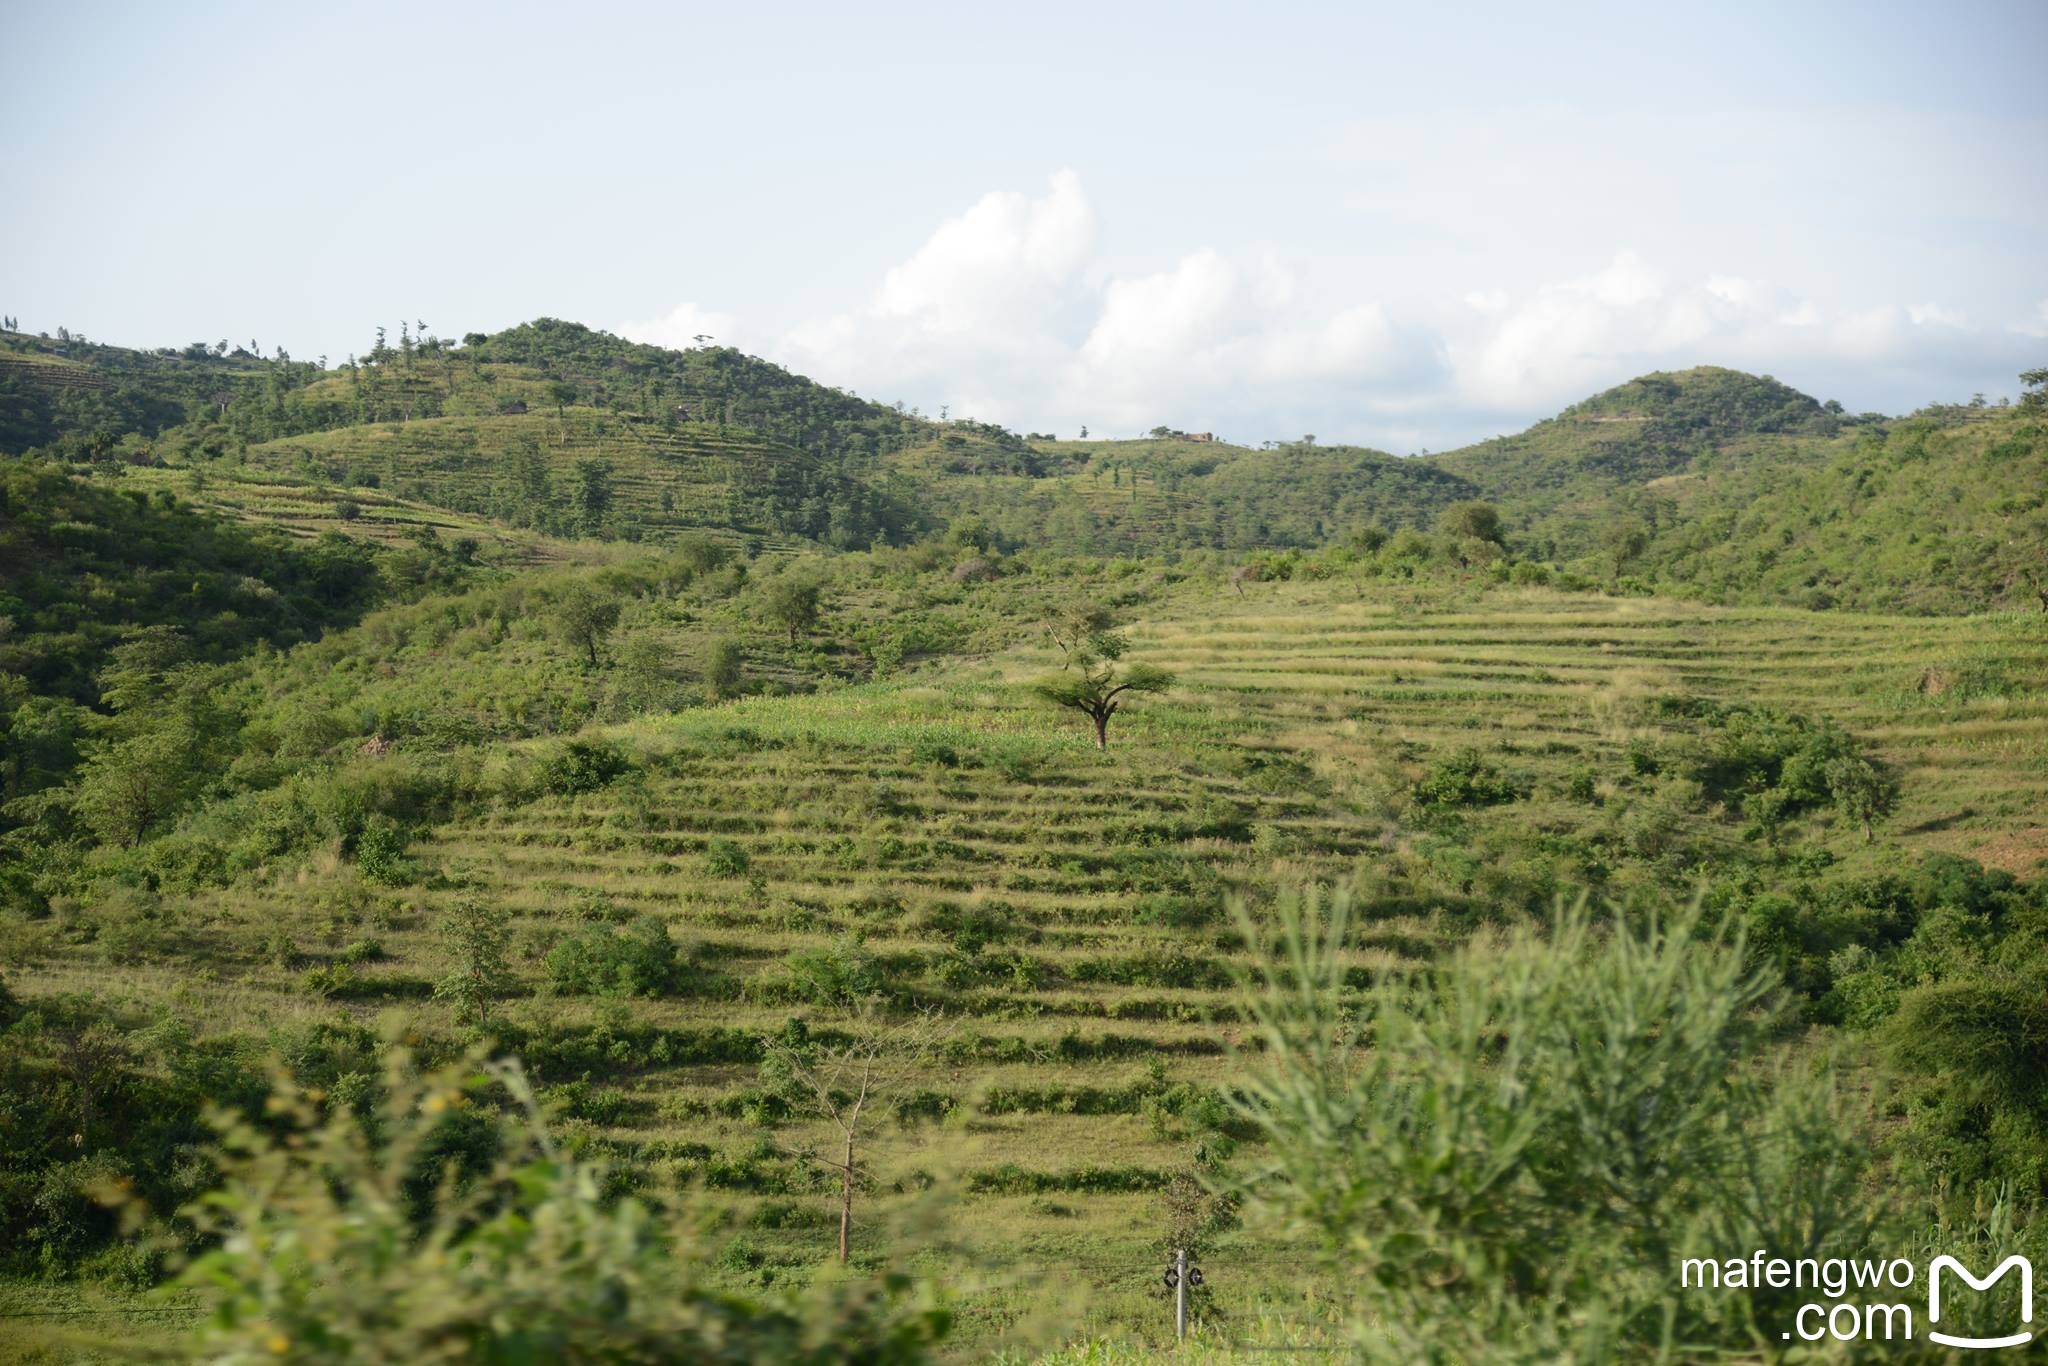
3,552 -> 2043,1351
1423,366 -> 1845,548
895,432 -> 1478,553
1423,365 -> 2048,613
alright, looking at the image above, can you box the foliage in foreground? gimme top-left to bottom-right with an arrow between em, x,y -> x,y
148,1051 -> 950,1364
1232,894 -> 1897,1360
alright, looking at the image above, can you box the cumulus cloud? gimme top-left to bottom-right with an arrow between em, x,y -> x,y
623,172 -> 2043,449
873,168 -> 1094,332
617,300 -> 743,354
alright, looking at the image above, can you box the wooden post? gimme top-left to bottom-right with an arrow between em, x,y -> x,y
1174,1246 -> 1187,1342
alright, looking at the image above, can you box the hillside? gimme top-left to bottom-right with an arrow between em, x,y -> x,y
1423,367 -> 1845,547
5,315 -> 2048,1357
1421,365 -> 2048,612
895,432 -> 1477,553
4,550 -> 2044,1352
1626,402 -> 2048,613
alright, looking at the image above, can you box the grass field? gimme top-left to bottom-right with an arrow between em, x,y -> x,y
9,574 -> 2043,1357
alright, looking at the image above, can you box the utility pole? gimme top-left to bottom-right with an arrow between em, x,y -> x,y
1174,1247 -> 1187,1342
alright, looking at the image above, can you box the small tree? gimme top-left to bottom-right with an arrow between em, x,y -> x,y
1825,753 -> 1899,843
2019,365 -> 2047,414
764,576 -> 824,645
704,637 -> 744,701
1437,500 -> 1504,545
1600,516 -> 1651,587
573,458 -> 614,537
553,585 -> 621,668
1031,633 -> 1174,750
435,897 -> 512,1027
759,1004 -> 946,1263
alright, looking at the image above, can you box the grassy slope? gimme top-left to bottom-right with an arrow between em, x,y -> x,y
1421,367 -> 2048,612
237,407 -> 828,549
8,571 -> 2043,1353
897,433 -> 1477,553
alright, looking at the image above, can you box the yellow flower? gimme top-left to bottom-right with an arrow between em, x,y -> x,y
268,1332 -> 291,1354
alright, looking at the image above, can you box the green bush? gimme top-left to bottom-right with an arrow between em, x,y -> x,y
354,814 -> 417,885
1233,890 -> 1898,1359
704,837 -> 751,878
781,935 -> 880,1007
158,1054 -> 952,1361
536,740 -> 632,796
545,918 -> 684,998
1411,748 -> 1524,808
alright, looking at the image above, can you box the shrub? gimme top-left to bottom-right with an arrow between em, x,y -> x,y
1411,749 -> 1524,808
354,814 -> 417,885
536,741 -> 631,796
545,917 -> 683,998
1234,890 -> 1898,1358
157,1055 -> 952,1361
782,935 -> 880,1007
704,837 -> 751,878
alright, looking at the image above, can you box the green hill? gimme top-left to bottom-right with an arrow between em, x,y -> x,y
1422,365 -> 2047,613
1423,367 -> 1844,546
897,433 -> 1478,553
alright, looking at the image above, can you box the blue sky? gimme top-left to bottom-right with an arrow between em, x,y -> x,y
5,0 -> 2045,449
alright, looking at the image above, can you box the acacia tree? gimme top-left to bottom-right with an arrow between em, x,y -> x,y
759,1004 -> 946,1263
764,576 -> 823,645
553,585 -> 621,668
1031,632 -> 1174,750
1825,753 -> 1900,843
1600,516 -> 1651,587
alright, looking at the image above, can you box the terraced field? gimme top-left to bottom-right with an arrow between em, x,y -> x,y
100,463 -> 624,564
239,408 -> 847,547
44,580 -> 2030,1352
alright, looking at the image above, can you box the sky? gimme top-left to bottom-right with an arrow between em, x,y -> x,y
4,0 -> 2045,451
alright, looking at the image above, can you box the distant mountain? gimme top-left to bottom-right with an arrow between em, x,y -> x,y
6,320 -> 2041,613
1423,367 -> 1846,555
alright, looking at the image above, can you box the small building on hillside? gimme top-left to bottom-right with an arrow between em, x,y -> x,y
502,399 -> 528,415
673,403 -> 698,421
1187,431 -> 1215,443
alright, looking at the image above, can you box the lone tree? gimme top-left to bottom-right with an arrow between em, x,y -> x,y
759,1004 -> 945,1263
1437,500 -> 1504,545
434,897 -> 512,1028
1825,753 -> 1900,843
1600,516 -> 1651,588
553,584 -> 621,668
764,575 -> 824,645
1032,631 -> 1174,750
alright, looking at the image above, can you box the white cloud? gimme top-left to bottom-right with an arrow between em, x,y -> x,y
617,301 -> 742,353
873,168 -> 1094,332
622,172 -> 2043,449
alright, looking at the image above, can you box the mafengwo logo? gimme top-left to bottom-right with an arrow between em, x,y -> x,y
1679,1251 -> 2034,1347
1928,1256 -> 2032,1350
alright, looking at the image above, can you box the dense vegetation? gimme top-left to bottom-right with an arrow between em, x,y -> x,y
0,319 -> 2044,1359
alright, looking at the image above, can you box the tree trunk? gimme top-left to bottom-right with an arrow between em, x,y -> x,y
1092,711 -> 1109,750
838,1135 -> 854,1262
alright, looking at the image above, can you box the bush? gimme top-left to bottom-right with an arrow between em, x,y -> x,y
1411,748 -> 1524,808
782,935 -> 880,1007
536,741 -> 631,796
354,814 -> 417,885
1234,890 -> 1898,1358
704,837 -> 750,878
157,1055 -> 952,1361
545,917 -> 683,998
